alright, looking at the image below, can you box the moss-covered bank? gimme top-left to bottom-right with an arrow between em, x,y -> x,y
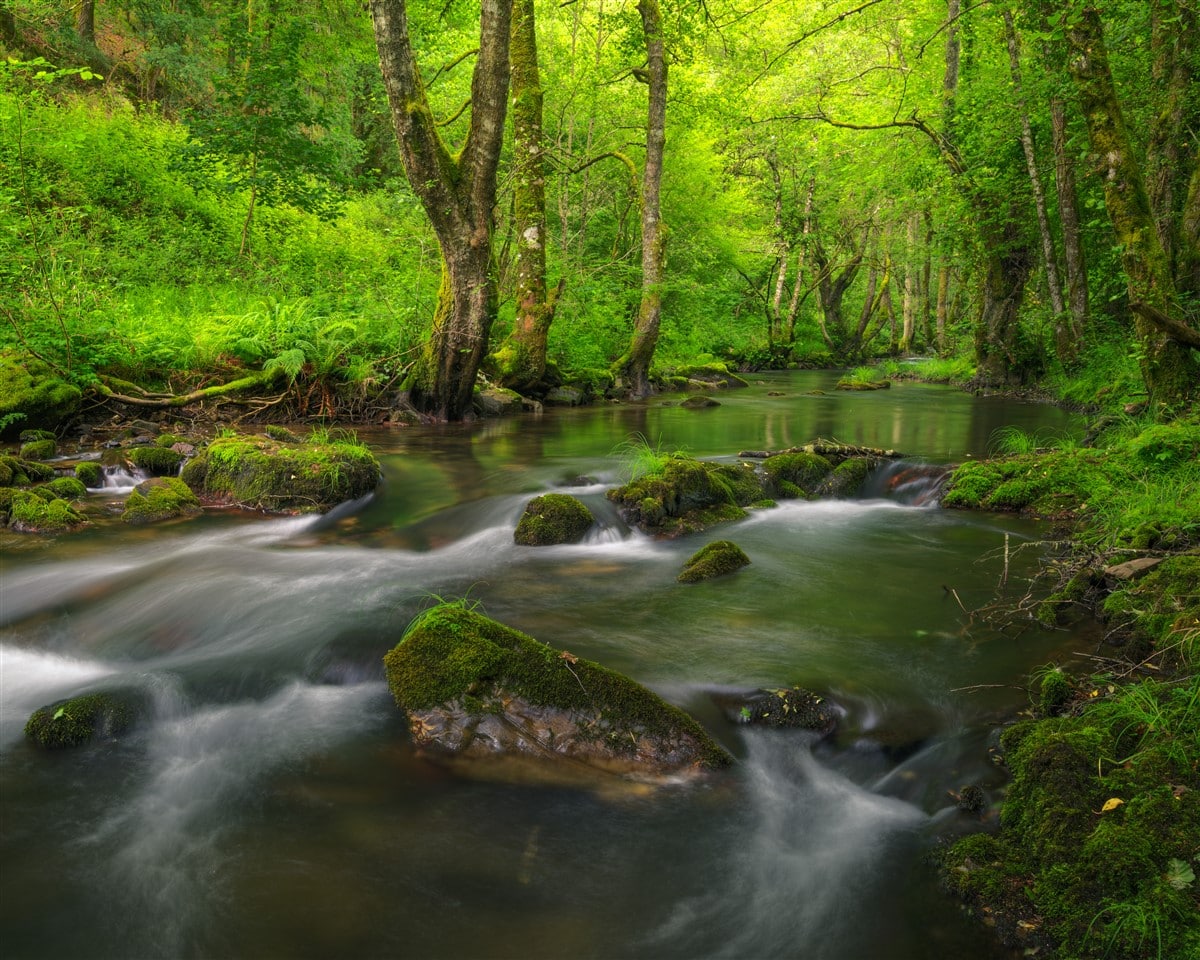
938,416 -> 1200,958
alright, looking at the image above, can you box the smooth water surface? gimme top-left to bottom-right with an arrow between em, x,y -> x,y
0,373 -> 1085,959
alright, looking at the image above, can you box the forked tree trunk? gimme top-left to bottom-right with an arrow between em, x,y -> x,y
371,0 -> 512,419
615,0 -> 667,399
492,0 -> 561,393
1067,5 -> 1199,408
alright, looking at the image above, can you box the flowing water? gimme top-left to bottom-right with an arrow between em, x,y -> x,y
0,372 -> 1087,959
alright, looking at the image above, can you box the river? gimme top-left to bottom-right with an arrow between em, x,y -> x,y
0,371 -> 1086,959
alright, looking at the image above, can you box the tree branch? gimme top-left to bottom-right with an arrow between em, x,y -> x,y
1131,301 -> 1200,347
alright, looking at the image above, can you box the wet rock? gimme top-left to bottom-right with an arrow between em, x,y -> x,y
816,457 -> 873,497
128,446 -> 185,476
514,493 -> 594,546
713,686 -> 839,736
680,395 -> 720,409
24,691 -> 139,748
954,784 -> 987,814
75,461 -> 103,488
760,451 -> 832,498
19,438 -> 56,460
607,455 -> 763,537
180,432 -> 380,512
122,476 -> 202,525
544,383 -> 591,407
474,385 -> 524,417
835,379 -> 891,391
384,603 -> 730,780
678,540 -> 750,583
4,488 -> 87,532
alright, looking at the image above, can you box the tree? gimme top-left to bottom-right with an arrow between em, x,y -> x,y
490,0 -> 562,393
1065,3 -> 1199,409
370,0 -> 513,419
614,0 -> 667,398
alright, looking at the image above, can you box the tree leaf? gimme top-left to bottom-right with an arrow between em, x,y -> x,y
1100,797 -> 1124,812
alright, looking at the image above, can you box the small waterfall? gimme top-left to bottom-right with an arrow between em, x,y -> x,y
861,460 -> 953,505
101,463 -> 144,491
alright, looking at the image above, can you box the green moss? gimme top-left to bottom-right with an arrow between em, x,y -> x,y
761,452 -> 832,497
180,434 -> 381,512
75,461 -> 103,487
678,539 -> 750,583
46,476 -> 87,500
19,429 -> 55,442
514,493 -> 594,546
607,455 -> 762,536
942,461 -> 1004,508
264,425 -> 301,443
818,457 -> 872,497
0,353 -> 81,439
122,476 -> 202,524
384,603 -> 730,768
19,438 -> 55,460
1125,422 -> 1200,469
7,489 -> 86,531
128,446 -> 185,476
0,456 -> 53,486
24,692 -> 135,748
153,432 -> 187,448
1101,555 -> 1200,663
1038,668 -> 1073,716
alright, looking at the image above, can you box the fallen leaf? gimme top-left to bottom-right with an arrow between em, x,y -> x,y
559,650 -> 578,664
1100,797 -> 1124,813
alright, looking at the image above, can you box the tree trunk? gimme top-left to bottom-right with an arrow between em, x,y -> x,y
1003,10 -> 1067,349
1066,5 -> 1199,408
615,0 -> 667,399
814,230 -> 865,355
492,0 -> 561,393
900,213 -> 917,352
1050,96 -> 1088,354
371,0 -> 512,420
767,155 -> 788,340
77,0 -> 96,44
936,260 -> 951,355
784,175 -> 816,342
921,209 -> 934,345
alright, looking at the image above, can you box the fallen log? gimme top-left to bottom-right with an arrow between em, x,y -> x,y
738,438 -> 904,460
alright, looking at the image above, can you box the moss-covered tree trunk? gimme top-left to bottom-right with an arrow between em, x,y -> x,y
370,0 -> 512,420
1067,5 -> 1199,409
614,0 -> 667,399
1050,96 -> 1088,354
491,0 -> 561,393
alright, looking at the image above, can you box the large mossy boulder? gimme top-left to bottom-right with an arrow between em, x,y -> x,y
761,451 -> 833,498
128,446 -> 185,476
24,692 -> 137,748
0,355 -> 81,439
180,433 -> 380,512
122,476 -> 202,525
678,540 -> 750,583
514,493 -> 594,545
5,488 -> 87,532
607,455 -> 764,536
384,603 -> 730,779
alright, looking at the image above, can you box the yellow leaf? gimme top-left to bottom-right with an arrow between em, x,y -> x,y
1101,797 -> 1124,813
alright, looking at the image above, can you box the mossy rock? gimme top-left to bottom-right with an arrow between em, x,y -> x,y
678,540 -> 750,583
835,378 -> 891,391
18,438 -> 55,460
1037,668 -> 1074,716
761,452 -> 832,497
18,428 -> 55,442
24,692 -> 136,748
680,395 -> 720,409
384,603 -> 730,778
122,476 -> 202,525
0,353 -> 81,439
180,433 -> 381,512
715,686 -> 838,735
264,425 -> 301,443
514,493 -> 594,546
46,476 -> 87,500
607,455 -> 763,536
473,385 -> 524,417
816,457 -> 873,497
128,446 -> 185,476
6,489 -> 86,532
75,461 -> 103,488
672,363 -> 750,389
153,432 -> 187,448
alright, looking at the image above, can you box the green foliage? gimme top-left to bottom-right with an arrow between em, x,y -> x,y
612,432 -> 681,481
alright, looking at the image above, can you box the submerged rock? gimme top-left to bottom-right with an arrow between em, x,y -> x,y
680,395 -> 720,409
514,493 -> 594,546
384,603 -> 730,780
678,540 -> 750,583
24,692 -> 138,748
714,686 -> 839,736
180,433 -> 380,512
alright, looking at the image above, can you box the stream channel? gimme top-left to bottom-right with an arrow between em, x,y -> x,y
1,370 -> 1088,959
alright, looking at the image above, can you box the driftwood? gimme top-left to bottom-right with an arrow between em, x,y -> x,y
92,368 -> 287,408
738,439 -> 904,460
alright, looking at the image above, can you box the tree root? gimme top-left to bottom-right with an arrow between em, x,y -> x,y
91,368 -> 287,408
